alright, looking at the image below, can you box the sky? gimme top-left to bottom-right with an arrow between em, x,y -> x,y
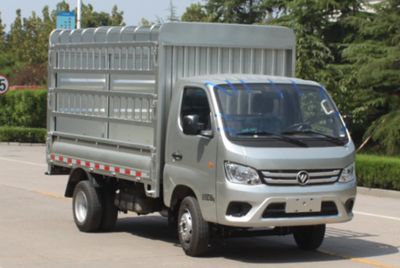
0,0 -> 200,31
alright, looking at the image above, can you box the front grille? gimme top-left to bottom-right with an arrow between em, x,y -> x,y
262,169 -> 341,186
262,201 -> 338,218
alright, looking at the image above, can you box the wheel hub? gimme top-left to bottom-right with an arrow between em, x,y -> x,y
179,209 -> 193,243
74,190 -> 88,223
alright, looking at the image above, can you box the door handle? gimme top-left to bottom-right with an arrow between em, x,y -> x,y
172,152 -> 183,161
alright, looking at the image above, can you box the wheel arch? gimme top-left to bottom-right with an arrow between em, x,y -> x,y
65,168 -> 99,198
169,185 -> 197,215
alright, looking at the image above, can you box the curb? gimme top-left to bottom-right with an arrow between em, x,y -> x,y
357,186 -> 400,199
0,142 -> 45,147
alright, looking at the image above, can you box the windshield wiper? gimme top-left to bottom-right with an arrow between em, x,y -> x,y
236,130 -> 276,136
235,131 -> 308,147
281,130 -> 346,145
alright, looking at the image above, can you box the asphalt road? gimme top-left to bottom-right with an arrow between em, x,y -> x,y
0,144 -> 399,268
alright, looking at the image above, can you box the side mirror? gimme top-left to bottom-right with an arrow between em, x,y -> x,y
183,115 -> 202,135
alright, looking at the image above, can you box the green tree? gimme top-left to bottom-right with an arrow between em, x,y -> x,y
263,0 -> 371,77
139,18 -> 153,27
206,0 -> 266,23
8,9 -> 24,63
22,12 -> 44,64
182,0 -> 266,23
1,1 -> 125,85
0,12 -> 13,78
52,0 -> 70,20
38,6 -> 55,63
181,3 -> 209,22
110,5 -> 125,26
342,0 -> 400,154
0,12 -> 5,49
81,3 -> 125,27
81,4 -> 109,27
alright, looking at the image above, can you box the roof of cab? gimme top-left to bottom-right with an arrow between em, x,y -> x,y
177,74 -> 321,88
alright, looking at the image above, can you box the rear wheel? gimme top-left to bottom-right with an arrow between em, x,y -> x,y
293,224 -> 326,250
72,181 -> 102,232
178,196 -> 210,256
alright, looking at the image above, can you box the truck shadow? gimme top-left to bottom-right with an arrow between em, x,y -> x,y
114,216 -> 398,264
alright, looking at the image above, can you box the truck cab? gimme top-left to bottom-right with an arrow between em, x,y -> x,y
164,75 -> 356,253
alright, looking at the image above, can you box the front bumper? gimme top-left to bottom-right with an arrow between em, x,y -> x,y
216,180 -> 356,228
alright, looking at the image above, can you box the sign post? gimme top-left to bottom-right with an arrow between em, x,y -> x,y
56,11 -> 76,30
77,0 -> 82,29
0,75 -> 9,95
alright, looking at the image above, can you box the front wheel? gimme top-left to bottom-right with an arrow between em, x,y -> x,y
178,196 -> 210,256
293,224 -> 326,250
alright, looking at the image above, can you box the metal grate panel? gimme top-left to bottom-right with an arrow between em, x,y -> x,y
262,169 -> 341,186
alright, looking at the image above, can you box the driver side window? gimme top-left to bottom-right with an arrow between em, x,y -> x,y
180,87 -> 211,131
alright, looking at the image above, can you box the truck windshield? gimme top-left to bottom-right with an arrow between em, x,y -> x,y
212,82 -> 348,145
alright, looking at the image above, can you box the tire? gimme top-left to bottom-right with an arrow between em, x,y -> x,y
99,188 -> 118,232
178,196 -> 210,256
72,180 -> 102,232
293,224 -> 326,250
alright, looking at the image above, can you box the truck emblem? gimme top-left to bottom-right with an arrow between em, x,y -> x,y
297,171 -> 309,185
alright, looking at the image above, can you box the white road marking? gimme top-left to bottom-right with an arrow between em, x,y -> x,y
0,157 -> 46,168
354,210 -> 400,222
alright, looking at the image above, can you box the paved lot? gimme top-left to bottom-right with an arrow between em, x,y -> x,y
0,144 -> 399,268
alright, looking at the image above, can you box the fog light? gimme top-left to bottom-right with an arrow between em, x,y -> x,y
226,202 -> 252,217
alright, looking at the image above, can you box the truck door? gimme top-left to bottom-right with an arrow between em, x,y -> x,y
164,86 -> 217,222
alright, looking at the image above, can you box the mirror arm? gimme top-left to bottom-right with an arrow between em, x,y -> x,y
200,129 -> 214,138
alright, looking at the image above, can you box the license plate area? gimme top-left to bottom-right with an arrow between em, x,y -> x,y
285,197 -> 322,213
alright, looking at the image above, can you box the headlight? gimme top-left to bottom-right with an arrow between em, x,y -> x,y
339,163 -> 356,183
224,162 -> 261,185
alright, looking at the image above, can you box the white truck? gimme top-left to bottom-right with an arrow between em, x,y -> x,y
46,23 -> 356,256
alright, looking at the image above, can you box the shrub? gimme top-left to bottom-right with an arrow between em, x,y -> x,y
0,89 -> 47,128
0,126 -> 46,143
356,154 -> 400,191
11,63 -> 47,86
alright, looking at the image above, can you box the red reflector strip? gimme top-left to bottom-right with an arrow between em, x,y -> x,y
49,154 -> 148,179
